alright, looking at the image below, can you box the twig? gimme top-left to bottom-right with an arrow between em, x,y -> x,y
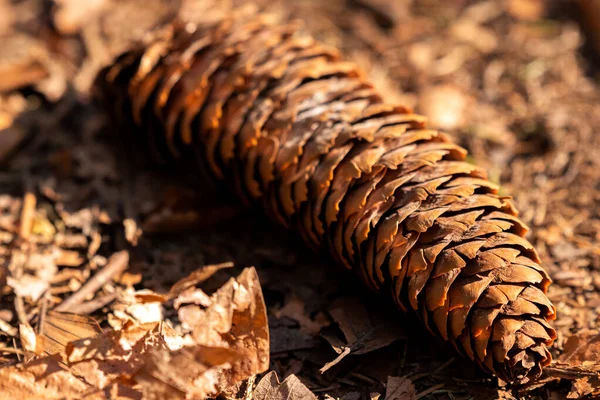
67,292 -> 117,315
319,346 -> 352,374
12,338 -> 21,362
0,347 -> 24,355
416,383 -> 445,400
55,251 -> 129,312
37,291 -> 50,333
18,192 -> 36,240
244,374 -> 256,400
14,296 -> 29,326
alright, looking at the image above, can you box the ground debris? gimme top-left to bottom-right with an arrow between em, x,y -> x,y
320,297 -> 406,372
252,371 -> 317,400
385,375 -> 417,400
0,267 -> 269,399
0,0 -> 598,398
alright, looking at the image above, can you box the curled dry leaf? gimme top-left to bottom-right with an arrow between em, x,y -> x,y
253,371 -> 317,400
189,267 -> 270,390
135,344 -> 240,399
168,261 -> 233,298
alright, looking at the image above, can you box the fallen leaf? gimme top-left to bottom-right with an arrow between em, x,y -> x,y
168,261 -> 234,298
274,294 -> 330,335
19,324 -> 38,354
0,318 -> 17,336
321,297 -> 405,371
191,267 -> 270,388
555,331 -> 600,398
134,344 -> 239,400
0,355 -> 91,399
253,371 -> 317,400
560,330 -> 600,365
8,273 -> 50,302
173,286 -> 212,310
0,34 -> 50,92
385,376 -> 416,400
39,311 -> 102,356
568,376 -> 596,399
141,185 -> 241,234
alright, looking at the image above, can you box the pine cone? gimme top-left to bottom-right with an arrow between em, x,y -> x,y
96,15 -> 556,383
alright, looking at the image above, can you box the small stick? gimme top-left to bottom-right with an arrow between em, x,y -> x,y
37,292 -> 49,334
243,374 -> 256,400
416,383 -> 445,400
18,192 -> 36,240
67,292 -> 117,315
14,296 -> 29,326
319,346 -> 351,374
55,251 -> 129,312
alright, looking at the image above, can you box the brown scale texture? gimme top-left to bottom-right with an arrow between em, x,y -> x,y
96,15 -> 557,383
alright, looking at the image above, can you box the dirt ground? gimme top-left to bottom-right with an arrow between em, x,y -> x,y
0,0 -> 599,399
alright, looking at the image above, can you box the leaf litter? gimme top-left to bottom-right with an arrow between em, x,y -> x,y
0,0 -> 599,399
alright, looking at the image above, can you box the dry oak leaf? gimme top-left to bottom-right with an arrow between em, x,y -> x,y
253,371 -> 317,400
385,375 -> 417,400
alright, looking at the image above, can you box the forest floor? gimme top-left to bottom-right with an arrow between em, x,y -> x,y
0,0 -> 599,399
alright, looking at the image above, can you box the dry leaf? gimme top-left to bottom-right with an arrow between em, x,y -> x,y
18,324 -> 38,354
321,297 -> 405,371
192,267 -> 270,390
385,376 -> 416,400
0,265 -> 269,399
38,311 -> 102,356
141,185 -> 241,234
556,330 -> 600,398
0,356 -> 92,399
253,371 -> 317,400
560,330 -> 600,365
168,261 -> 233,298
274,294 -> 330,335
567,376 -> 596,399
7,274 -> 50,302
134,344 -> 239,399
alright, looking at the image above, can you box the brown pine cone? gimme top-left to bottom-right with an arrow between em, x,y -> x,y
95,15 -> 556,383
